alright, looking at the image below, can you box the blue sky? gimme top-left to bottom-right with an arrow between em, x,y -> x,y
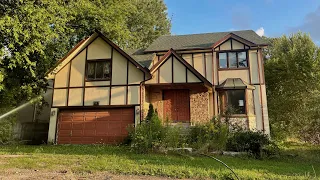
164,0 -> 320,44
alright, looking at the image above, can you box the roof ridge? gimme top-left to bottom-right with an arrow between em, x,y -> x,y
161,30 -> 254,37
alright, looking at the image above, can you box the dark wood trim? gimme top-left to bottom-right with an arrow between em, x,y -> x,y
230,39 -> 233,50
145,82 -> 204,86
212,49 -> 215,85
236,52 -> 239,68
85,78 -> 111,82
226,52 -> 229,68
86,58 -> 112,61
191,53 -> 194,67
54,109 -> 59,144
216,52 -> 220,84
247,49 -> 252,84
50,79 -> 55,108
54,84 -> 140,89
95,30 -> 151,76
54,36 -> 99,75
259,49 -> 266,85
215,49 -> 248,53
66,60 -> 72,106
52,105 -> 139,109
185,67 -> 188,83
46,37 -> 88,76
83,48 -> 88,106
126,60 -> 129,105
109,48 -> 113,105
204,53 -> 207,78
171,55 -> 174,83
218,46 -> 221,51
150,49 -> 212,87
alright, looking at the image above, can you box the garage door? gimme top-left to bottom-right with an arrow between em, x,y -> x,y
57,108 -> 134,144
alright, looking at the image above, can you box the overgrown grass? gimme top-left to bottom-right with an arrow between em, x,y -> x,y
0,143 -> 319,179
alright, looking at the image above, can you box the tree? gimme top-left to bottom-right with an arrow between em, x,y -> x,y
0,0 -> 171,108
264,32 -> 320,140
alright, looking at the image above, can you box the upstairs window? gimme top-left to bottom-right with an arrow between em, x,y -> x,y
86,60 -> 111,81
218,51 -> 248,69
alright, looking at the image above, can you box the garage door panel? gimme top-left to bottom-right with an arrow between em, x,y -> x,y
72,130 -> 84,137
84,122 -> 96,129
72,122 -> 84,129
84,130 -> 95,136
60,116 -> 72,121
60,122 -> 72,130
57,108 -> 134,144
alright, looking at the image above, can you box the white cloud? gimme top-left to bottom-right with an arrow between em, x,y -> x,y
255,27 -> 265,37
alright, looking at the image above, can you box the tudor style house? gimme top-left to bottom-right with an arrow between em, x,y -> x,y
46,30 -> 270,144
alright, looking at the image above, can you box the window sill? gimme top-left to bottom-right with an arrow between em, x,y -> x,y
85,79 -> 111,82
218,67 -> 249,71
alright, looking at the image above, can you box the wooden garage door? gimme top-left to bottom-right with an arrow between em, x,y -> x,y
57,108 -> 134,144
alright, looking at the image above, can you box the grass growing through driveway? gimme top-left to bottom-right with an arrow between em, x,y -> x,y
0,143 -> 319,179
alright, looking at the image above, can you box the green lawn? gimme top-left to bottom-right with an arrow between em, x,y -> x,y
0,143 -> 319,179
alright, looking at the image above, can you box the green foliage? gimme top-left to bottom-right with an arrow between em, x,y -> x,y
264,32 -> 320,140
0,144 -> 319,179
129,104 -> 164,153
0,0 -> 171,109
129,104 -> 187,153
0,108 -> 16,144
188,118 -> 229,152
226,130 -> 278,158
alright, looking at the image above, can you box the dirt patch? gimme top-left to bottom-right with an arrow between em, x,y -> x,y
0,169 -> 190,180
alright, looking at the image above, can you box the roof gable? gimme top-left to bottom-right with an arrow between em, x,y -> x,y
150,49 -> 212,87
47,30 -> 151,79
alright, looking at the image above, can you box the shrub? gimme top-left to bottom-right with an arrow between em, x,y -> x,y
162,124 -> 187,149
0,108 -> 16,144
129,104 -> 164,153
188,118 -> 229,152
226,130 -> 278,158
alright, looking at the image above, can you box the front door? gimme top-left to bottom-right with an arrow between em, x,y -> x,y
163,90 -> 190,122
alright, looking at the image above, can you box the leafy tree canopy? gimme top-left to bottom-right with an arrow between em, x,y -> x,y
0,0 -> 171,107
264,32 -> 320,139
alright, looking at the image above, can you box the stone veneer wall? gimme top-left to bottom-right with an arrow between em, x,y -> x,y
190,89 -> 210,124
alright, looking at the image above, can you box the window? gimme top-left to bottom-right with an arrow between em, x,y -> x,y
219,90 -> 246,114
86,61 -> 111,80
218,51 -> 248,69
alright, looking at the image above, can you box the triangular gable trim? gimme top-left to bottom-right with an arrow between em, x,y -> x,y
212,33 -> 256,49
47,30 -> 151,79
150,48 -> 212,87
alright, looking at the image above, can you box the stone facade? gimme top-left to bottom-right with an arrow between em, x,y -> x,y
190,89 -> 210,124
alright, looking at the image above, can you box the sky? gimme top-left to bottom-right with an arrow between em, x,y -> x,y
164,0 -> 320,44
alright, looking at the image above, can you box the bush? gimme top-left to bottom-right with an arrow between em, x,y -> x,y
0,108 -> 16,144
226,130 -> 278,158
188,118 -> 229,152
129,104 -> 164,153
